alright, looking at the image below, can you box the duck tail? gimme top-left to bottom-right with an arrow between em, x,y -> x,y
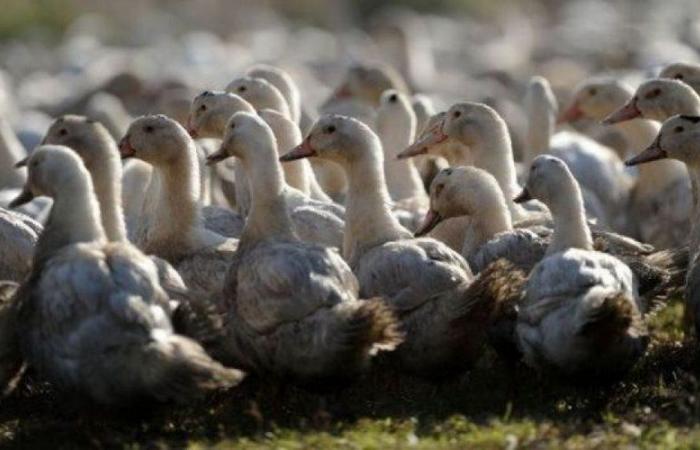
579,291 -> 637,342
647,244 -> 689,295
351,297 -> 404,354
125,333 -> 245,404
465,259 -> 528,362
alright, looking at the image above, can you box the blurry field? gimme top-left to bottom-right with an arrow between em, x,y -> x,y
1,300 -> 699,449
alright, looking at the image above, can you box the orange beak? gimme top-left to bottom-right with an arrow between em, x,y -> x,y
625,136 -> 667,166
414,209 -> 443,237
397,123 -> 448,159
602,97 -> 641,125
118,136 -> 136,159
280,137 -> 317,162
557,101 -> 584,124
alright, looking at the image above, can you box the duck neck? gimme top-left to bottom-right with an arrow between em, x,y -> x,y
614,119 -> 686,196
545,179 -> 593,255
344,150 -> 409,263
35,181 -> 106,266
0,119 -> 26,189
381,123 -> 425,201
147,143 -> 202,250
239,143 -> 296,246
473,125 -> 527,221
87,153 -> 128,243
465,194 -> 513,257
525,101 -> 554,166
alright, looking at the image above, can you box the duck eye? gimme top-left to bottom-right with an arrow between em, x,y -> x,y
199,104 -> 207,112
645,88 -> 662,99
444,168 -> 452,176
589,87 -> 597,96
453,110 -> 462,119
434,183 -> 445,196
230,122 -> 236,129
58,128 -> 68,136
675,126 -> 684,133
388,94 -> 398,103
675,74 -> 684,80
238,86 -> 247,93
144,125 -> 154,133
32,160 -> 39,168
325,125 -> 336,134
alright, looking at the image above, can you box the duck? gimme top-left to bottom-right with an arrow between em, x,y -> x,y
399,102 -> 547,223
414,166 -> 548,273
246,64 -> 302,125
9,145 -> 243,405
189,90 -> 335,209
626,114 -> 700,336
0,118 -> 49,220
523,76 -> 629,226
603,78 -> 700,124
229,71 -> 352,203
561,78 -> 692,249
118,115 -> 239,296
225,76 -> 292,120
377,89 -> 427,205
188,92 -> 345,250
208,107 -> 345,250
205,111 -> 401,384
187,90 -> 256,213
660,62 -> 700,95
280,114 -> 499,379
513,155 -> 648,380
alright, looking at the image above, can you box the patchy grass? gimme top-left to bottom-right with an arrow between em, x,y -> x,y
0,302 -> 699,449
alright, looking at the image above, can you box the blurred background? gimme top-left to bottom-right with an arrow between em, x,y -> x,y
0,0 -> 698,155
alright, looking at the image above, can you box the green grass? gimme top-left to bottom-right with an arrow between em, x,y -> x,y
1,301 -> 699,449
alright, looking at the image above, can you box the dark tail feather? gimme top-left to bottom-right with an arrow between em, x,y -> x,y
578,292 -> 635,342
466,259 -> 528,363
353,298 -> 403,354
632,245 -> 690,312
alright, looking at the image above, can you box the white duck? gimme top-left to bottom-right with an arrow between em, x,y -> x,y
523,76 -> 629,226
513,155 -> 648,380
376,89 -> 427,204
246,64 -> 302,125
118,115 -> 239,296
206,112 -> 401,383
9,145 -> 243,404
414,166 -> 548,273
280,114 -> 499,379
400,102 -> 546,223
562,78 -> 692,248
626,115 -> 700,336
189,91 -> 334,208
660,62 -> 700,94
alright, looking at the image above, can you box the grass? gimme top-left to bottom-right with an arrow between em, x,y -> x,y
0,301 -> 699,449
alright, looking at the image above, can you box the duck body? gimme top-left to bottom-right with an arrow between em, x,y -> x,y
516,248 -> 648,380
19,241 -> 242,404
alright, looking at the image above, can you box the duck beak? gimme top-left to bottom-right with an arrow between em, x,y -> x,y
602,98 -> 641,125
206,147 -> 228,165
186,117 -> 198,138
280,137 -> 316,162
14,156 -> 28,168
513,188 -> 532,203
8,186 -> 34,208
414,209 -> 443,237
557,101 -> 583,124
118,136 -> 136,160
332,82 -> 352,99
398,124 -> 448,159
625,137 -> 667,166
